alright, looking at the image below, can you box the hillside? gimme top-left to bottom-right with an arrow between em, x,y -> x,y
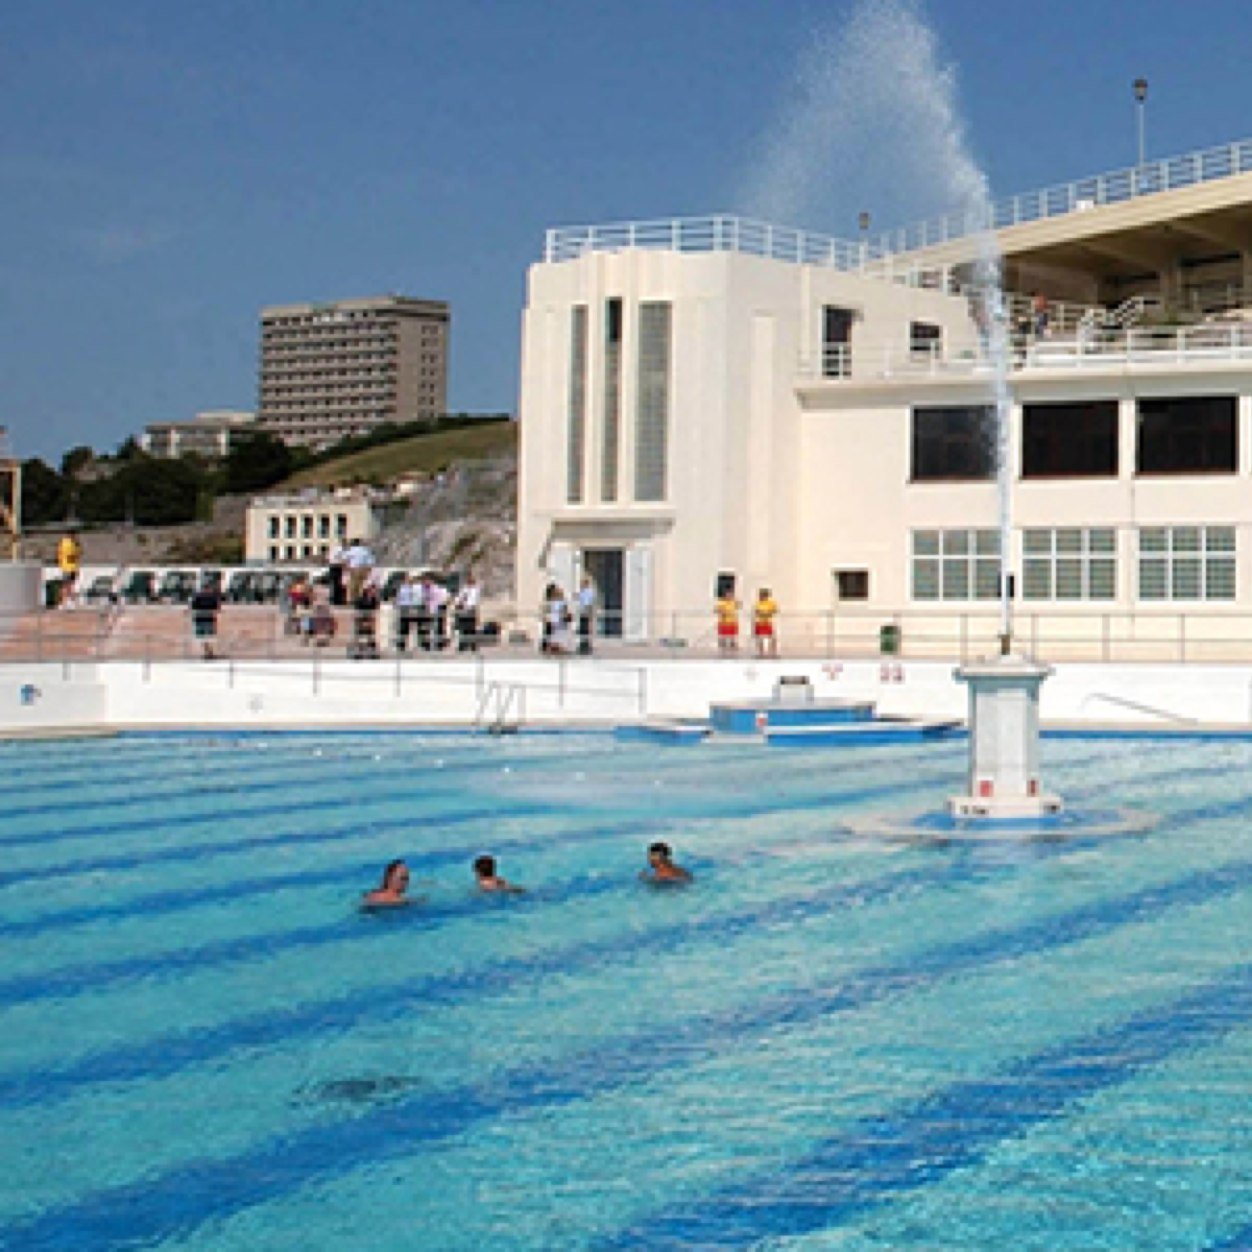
279,420 -> 516,491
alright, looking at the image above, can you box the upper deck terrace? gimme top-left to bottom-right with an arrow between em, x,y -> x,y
543,137 -> 1252,311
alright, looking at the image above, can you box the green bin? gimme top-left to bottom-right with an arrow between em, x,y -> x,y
44,579 -> 64,609
879,623 -> 901,655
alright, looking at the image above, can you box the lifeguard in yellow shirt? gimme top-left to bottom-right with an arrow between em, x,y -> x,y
714,591 -> 740,653
753,588 -> 779,658
56,530 -> 82,607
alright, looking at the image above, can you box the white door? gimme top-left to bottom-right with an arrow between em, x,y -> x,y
623,546 -> 651,642
547,542 -> 580,605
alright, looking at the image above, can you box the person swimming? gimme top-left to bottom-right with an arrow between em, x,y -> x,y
473,854 -> 524,894
640,841 -> 692,885
361,858 -> 411,908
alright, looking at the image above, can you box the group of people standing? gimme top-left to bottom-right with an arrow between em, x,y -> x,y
715,586 -> 779,657
540,578 -> 596,656
394,572 -> 481,654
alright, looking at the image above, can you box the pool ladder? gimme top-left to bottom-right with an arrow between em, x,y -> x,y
475,680 -> 526,734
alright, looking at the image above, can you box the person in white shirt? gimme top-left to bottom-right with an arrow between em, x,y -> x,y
576,577 -> 596,656
453,574 -> 481,652
394,574 -> 419,653
427,578 -> 450,650
345,539 -> 375,604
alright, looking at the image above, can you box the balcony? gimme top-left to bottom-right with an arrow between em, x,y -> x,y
799,321 -> 1252,385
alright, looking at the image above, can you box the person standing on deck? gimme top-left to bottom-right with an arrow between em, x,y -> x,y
753,588 -> 779,658
453,574 -> 481,652
56,529 -> 82,608
576,577 -> 596,655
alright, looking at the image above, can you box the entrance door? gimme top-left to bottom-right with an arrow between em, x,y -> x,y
583,548 -> 624,638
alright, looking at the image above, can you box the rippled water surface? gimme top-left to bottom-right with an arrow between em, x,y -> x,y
2,730 -> 1251,1250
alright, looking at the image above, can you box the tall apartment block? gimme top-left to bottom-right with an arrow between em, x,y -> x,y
257,295 -> 449,447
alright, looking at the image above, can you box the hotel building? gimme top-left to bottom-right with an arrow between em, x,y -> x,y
257,295 -> 449,448
516,139 -> 1252,658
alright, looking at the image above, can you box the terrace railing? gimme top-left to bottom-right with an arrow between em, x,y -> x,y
544,139 -> 1252,270
799,321 -> 1252,382
544,215 -> 878,271
879,137 -> 1252,256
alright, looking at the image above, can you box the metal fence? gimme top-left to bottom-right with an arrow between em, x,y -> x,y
7,605 -> 1252,667
543,139 -> 1252,272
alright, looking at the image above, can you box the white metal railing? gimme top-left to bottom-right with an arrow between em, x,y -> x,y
800,322 -> 1252,381
545,139 -> 1252,270
881,137 -> 1252,256
544,214 -> 884,271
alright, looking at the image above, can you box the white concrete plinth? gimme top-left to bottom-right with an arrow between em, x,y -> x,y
0,562 -> 41,638
949,654 -> 1062,820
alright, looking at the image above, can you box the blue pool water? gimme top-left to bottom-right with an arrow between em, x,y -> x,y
2,730 -> 1252,1249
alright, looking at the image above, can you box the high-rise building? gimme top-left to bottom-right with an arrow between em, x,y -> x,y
257,295 -> 449,447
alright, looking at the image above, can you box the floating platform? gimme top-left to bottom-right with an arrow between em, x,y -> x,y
619,697 -> 961,747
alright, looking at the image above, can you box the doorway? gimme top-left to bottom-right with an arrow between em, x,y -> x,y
583,548 -> 624,638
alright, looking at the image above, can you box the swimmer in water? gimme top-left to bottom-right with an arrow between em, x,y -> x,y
640,841 -> 692,885
362,859 -> 411,908
473,854 -> 524,894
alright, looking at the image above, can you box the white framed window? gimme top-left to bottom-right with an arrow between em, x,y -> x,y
1138,525 -> 1235,600
912,529 -> 1000,601
1022,527 -> 1116,600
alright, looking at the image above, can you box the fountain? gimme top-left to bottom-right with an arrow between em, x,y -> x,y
747,0 -> 1155,840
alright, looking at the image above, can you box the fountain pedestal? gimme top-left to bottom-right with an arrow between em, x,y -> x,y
949,655 -> 1062,820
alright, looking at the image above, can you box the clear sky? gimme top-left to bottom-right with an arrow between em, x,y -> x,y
3,0 -> 1250,461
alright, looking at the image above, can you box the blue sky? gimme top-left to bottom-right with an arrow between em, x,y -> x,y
3,0 -> 1250,461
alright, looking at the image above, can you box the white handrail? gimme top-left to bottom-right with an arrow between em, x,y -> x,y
544,137 -> 1252,269
799,321 -> 1252,380
883,137 -> 1252,256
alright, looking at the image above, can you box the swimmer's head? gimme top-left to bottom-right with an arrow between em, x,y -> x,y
473,854 -> 496,880
648,842 -> 672,866
380,859 -> 409,892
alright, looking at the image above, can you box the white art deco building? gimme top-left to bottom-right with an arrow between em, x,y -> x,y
516,140 -> 1252,658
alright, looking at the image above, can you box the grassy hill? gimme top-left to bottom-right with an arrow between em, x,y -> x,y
279,420 -> 516,491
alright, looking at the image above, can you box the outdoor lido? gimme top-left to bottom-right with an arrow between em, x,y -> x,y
12,45 -> 1252,1252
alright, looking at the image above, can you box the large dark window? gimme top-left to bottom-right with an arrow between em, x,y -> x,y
1137,395 -> 1236,474
822,305 -> 855,377
1022,401 -> 1118,478
911,406 -> 996,481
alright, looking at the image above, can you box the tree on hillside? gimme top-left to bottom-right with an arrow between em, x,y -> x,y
20,459 -> 69,525
60,445 -> 94,478
77,457 -> 205,526
222,431 -> 294,494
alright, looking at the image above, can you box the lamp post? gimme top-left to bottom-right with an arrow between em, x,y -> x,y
857,210 -> 870,269
1133,77 -> 1148,171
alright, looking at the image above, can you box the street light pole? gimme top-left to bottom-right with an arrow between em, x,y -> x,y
857,210 -> 870,269
1133,77 -> 1148,170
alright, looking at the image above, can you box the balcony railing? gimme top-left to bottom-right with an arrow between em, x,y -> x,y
544,138 -> 1252,270
544,214 -> 877,270
879,137 -> 1252,256
799,322 -> 1252,382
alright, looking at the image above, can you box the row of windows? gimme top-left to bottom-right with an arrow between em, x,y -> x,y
266,514 -> 351,540
268,544 -> 333,562
911,526 -> 1237,602
912,397 -> 1238,481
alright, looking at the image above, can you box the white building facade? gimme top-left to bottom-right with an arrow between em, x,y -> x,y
517,147 -> 1252,659
244,493 -> 379,565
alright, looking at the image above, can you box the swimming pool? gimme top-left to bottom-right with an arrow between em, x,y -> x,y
1,729 -> 1251,1249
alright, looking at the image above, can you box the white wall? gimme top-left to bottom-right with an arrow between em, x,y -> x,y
5,656 -> 1252,736
0,563 -> 41,633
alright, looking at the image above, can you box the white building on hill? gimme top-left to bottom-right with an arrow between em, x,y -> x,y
516,139 -> 1252,658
